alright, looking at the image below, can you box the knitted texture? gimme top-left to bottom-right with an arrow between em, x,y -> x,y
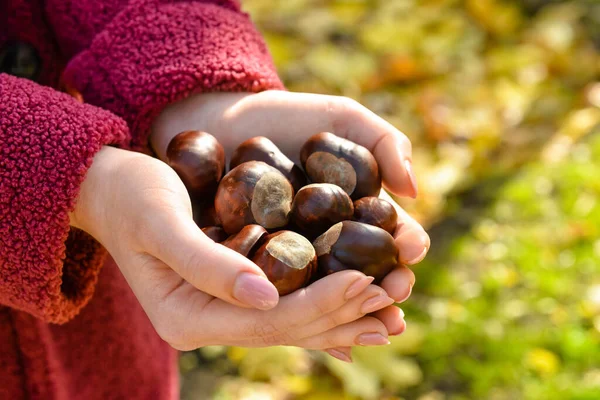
0,74 -> 129,323
61,0 -> 284,152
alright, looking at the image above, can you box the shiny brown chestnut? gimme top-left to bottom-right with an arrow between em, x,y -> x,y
353,197 -> 398,235
300,132 -> 381,200
192,201 -> 221,228
313,221 -> 398,282
230,137 -> 307,192
251,231 -> 317,295
215,161 -> 294,234
221,224 -> 268,257
289,183 -> 354,239
166,131 -> 225,200
201,226 -> 229,243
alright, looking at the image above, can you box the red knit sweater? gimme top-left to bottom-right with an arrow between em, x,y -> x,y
0,1 -> 283,398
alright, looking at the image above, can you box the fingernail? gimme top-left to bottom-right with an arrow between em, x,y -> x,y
345,276 -> 375,300
406,246 -> 428,265
390,318 -> 407,336
404,159 -> 418,198
325,348 -> 353,363
360,295 -> 395,314
233,273 -> 279,310
396,282 -> 413,303
356,332 -> 390,346
397,228 -> 429,265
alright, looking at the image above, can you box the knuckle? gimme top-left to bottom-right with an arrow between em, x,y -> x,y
309,295 -> 329,318
183,250 -> 215,285
322,312 -> 341,331
262,332 -> 293,347
336,96 -> 360,111
252,322 -> 281,338
246,322 -> 294,347
325,96 -> 361,134
319,334 -> 338,350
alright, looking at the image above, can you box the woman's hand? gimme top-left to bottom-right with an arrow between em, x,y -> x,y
151,91 -> 430,361
69,146 -> 395,355
151,90 -> 430,293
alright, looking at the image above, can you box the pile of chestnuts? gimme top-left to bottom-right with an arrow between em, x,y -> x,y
166,131 -> 400,295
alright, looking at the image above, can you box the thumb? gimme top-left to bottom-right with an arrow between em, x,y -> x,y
147,210 -> 280,310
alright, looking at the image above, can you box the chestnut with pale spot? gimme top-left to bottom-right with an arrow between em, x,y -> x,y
230,136 -> 307,192
166,131 -> 225,201
215,161 -> 294,234
353,196 -> 398,235
290,183 -> 354,240
252,231 -> 317,295
313,221 -> 398,282
300,132 -> 381,200
220,224 -> 268,257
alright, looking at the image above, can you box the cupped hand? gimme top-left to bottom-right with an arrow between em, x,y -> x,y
151,90 -> 430,293
69,146 -> 394,353
151,91 -> 430,361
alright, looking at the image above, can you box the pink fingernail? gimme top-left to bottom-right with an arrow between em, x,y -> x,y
345,276 -> 375,300
395,282 -> 413,304
406,246 -> 428,265
360,295 -> 395,314
325,348 -> 353,363
396,228 -> 429,265
356,332 -> 390,346
233,272 -> 279,310
404,159 -> 418,198
390,318 -> 407,336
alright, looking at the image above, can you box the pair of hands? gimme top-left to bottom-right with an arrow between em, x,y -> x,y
69,91 -> 430,362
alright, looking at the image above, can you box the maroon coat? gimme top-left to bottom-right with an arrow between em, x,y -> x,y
0,1 -> 283,398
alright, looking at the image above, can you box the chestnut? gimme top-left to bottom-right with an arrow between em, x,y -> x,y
230,137 -> 307,192
313,221 -> 398,282
215,161 -> 294,234
167,131 -> 225,200
201,226 -> 229,243
289,183 -> 354,239
300,132 -> 381,200
192,201 -> 221,228
353,197 -> 398,235
221,224 -> 268,257
251,231 -> 317,295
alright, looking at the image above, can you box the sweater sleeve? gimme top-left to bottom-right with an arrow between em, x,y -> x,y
0,74 -> 129,324
45,0 -> 284,153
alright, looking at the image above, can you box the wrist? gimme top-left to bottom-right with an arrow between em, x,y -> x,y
68,146 -> 132,243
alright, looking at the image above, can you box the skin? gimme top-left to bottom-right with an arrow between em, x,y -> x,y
68,91 -> 430,359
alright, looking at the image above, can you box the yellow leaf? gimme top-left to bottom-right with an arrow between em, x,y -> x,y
524,348 -> 560,376
279,375 -> 313,395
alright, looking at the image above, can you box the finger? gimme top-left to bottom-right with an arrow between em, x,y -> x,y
292,285 -> 394,341
324,347 -> 353,363
380,190 -> 430,265
144,207 -> 279,311
379,265 -> 415,303
372,306 -> 406,337
223,91 -> 417,198
290,316 -> 389,350
180,270 -> 375,347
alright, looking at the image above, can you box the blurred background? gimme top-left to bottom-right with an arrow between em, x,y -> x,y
180,1 -> 600,399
